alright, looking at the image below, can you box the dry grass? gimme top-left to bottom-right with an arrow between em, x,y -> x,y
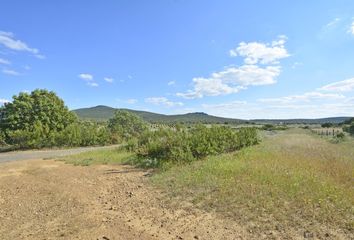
152,128 -> 354,238
61,147 -> 133,166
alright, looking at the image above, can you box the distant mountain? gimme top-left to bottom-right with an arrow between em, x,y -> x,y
73,105 -> 352,124
73,105 -> 245,124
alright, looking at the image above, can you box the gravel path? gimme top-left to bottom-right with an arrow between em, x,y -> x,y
0,145 -> 119,163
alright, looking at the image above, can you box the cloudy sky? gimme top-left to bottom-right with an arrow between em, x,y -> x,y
1,0 -> 354,119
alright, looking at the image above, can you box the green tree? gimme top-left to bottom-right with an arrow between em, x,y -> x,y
321,122 -> 334,128
108,110 -> 147,142
0,89 -> 77,147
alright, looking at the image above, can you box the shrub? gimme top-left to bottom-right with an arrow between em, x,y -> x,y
132,125 -> 259,167
108,110 -> 148,143
262,124 -> 275,131
321,122 -> 334,128
343,124 -> 354,136
0,131 -> 6,146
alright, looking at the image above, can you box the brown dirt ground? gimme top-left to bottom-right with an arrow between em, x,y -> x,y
0,159 -> 253,240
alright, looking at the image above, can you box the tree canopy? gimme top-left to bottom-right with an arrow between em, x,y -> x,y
108,110 -> 147,141
0,89 -> 77,133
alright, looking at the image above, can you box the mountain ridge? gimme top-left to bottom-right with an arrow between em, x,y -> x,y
73,105 -> 352,124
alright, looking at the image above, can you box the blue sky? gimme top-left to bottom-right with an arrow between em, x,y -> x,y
1,0 -> 354,119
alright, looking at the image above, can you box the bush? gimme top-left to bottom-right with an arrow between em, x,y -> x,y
262,124 -> 288,131
262,124 -> 275,131
0,131 -> 6,146
321,122 -> 334,128
343,124 -> 354,136
55,122 -> 111,147
108,110 -> 148,143
132,125 -> 259,167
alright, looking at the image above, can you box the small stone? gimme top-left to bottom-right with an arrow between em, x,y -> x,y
304,231 -> 314,238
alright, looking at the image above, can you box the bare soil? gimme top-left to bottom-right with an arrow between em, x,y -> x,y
0,159 -> 251,240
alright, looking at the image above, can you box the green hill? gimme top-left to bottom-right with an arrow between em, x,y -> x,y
73,105 -> 245,124
73,105 -> 352,124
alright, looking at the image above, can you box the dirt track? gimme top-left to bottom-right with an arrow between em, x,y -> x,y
0,159 -> 251,240
0,145 -> 119,163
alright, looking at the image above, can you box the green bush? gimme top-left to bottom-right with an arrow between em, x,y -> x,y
0,131 -> 6,146
262,124 -> 288,131
132,124 -> 259,167
55,122 -> 111,147
343,124 -> 354,136
108,110 -> 148,143
321,122 -> 334,128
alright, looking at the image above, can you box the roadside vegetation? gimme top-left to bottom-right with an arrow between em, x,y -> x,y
129,124 -> 259,168
62,148 -> 133,166
0,89 -> 113,150
0,89 -> 146,150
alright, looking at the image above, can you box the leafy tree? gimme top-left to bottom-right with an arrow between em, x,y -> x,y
0,89 -> 77,147
108,110 -> 147,142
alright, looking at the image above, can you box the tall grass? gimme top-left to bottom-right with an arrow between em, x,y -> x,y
152,129 -> 354,236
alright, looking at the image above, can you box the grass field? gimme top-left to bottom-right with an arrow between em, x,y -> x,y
152,129 -> 354,237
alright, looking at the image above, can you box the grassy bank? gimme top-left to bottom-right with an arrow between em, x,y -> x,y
62,147 -> 133,166
152,129 -> 354,237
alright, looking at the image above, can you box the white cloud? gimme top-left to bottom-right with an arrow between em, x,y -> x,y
23,65 -> 31,70
348,21 -> 354,35
177,36 -> 288,99
78,73 -> 93,81
0,31 -> 44,58
291,62 -> 303,69
0,98 -> 10,105
259,91 -> 345,104
325,18 -> 341,28
177,65 -> 280,99
35,54 -> 46,59
87,82 -> 99,87
78,73 -> 99,87
202,100 -> 247,110
229,35 -> 290,64
2,69 -> 20,76
104,77 -> 114,83
145,97 -> 183,107
128,75 -> 133,79
0,58 -> 10,65
168,80 -> 176,86
126,99 -> 138,104
319,78 -> 354,92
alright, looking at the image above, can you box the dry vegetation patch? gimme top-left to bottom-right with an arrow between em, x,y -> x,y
152,129 -> 354,239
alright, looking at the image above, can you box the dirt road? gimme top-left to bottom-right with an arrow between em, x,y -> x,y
0,159 -> 250,240
0,145 -> 119,163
